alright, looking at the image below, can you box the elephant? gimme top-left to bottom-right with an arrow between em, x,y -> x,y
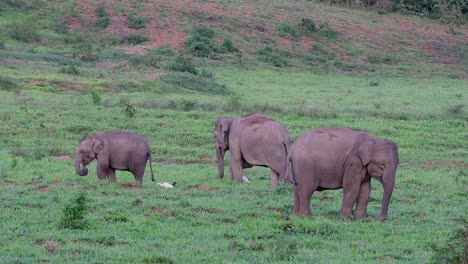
214,112 -> 291,187
287,127 -> 399,221
74,131 -> 155,186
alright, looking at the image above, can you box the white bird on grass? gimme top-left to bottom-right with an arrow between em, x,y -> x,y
157,182 -> 177,188
242,176 -> 250,183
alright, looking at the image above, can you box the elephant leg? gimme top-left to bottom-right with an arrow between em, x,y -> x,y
108,168 -> 117,182
295,185 -> 315,216
269,169 -> 279,187
354,180 -> 371,219
293,187 -> 300,215
229,152 -> 244,183
340,183 -> 361,218
97,167 -> 108,180
132,168 -> 145,187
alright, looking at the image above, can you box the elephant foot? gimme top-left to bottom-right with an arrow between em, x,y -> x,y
375,213 -> 387,221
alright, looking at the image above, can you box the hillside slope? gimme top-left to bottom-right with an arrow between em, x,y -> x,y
66,0 -> 468,77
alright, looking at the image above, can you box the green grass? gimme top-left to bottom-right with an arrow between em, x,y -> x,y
0,1 -> 467,263
0,69 -> 467,263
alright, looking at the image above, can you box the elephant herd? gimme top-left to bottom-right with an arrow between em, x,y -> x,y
74,112 -> 399,221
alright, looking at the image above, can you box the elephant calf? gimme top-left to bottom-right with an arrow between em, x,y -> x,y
287,127 -> 399,221
214,112 -> 291,187
74,131 -> 155,187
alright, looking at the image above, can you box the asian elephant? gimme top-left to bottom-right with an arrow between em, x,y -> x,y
287,127 -> 399,221
214,113 -> 291,187
74,131 -> 155,187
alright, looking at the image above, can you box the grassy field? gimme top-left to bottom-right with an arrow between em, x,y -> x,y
0,71 -> 467,263
1,0 -> 467,263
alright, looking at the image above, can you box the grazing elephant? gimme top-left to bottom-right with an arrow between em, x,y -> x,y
214,113 -> 291,186
287,127 -> 399,221
74,131 -> 155,187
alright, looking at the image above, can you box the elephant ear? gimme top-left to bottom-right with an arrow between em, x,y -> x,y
217,118 -> 231,140
356,140 -> 375,166
91,137 -> 104,154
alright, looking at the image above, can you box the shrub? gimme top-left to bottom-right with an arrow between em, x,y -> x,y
60,62 -> 80,75
430,221 -> 468,264
90,91 -> 102,105
299,18 -> 318,35
0,75 -> 19,91
0,0 -> 46,10
166,56 -> 198,75
128,15 -> 150,29
160,72 -> 231,95
121,99 -> 137,118
59,193 -> 90,230
126,34 -> 149,44
184,26 -> 218,57
95,5 -> 110,29
277,21 -> 300,38
256,46 -> 289,67
220,38 -> 238,53
6,21 -> 40,43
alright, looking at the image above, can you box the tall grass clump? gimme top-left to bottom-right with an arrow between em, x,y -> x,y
184,26 -> 218,57
160,72 -> 231,95
59,193 -> 90,230
166,56 -> 198,75
0,75 -> 19,91
430,220 -> 468,264
256,46 -> 289,67
95,5 -> 110,29
6,21 -> 40,43
133,46 -> 176,68
277,21 -> 300,38
128,15 -> 150,29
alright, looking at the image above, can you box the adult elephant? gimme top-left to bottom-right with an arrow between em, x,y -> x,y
214,113 -> 291,187
287,127 -> 399,221
74,131 -> 155,187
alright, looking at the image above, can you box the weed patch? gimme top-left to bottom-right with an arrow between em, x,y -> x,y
128,15 -> 150,29
256,46 -> 289,67
59,193 -> 90,230
160,72 -> 231,95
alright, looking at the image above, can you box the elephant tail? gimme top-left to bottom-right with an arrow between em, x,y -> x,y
285,151 -> 297,185
148,152 -> 156,182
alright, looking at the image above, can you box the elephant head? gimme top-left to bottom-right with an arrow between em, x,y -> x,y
214,117 -> 233,178
356,138 -> 399,221
74,136 -> 104,176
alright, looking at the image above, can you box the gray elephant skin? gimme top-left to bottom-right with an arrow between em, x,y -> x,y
214,113 -> 291,186
74,131 -> 155,186
287,127 -> 399,221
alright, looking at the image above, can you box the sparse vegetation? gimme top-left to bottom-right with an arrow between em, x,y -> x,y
59,193 -> 90,230
128,15 -> 150,29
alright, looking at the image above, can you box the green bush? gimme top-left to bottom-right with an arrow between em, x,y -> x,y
184,26 -> 218,57
160,72 -> 231,95
220,38 -> 238,53
0,0 -> 45,10
6,21 -> 40,43
167,56 -> 198,75
128,15 -> 150,29
133,46 -> 176,68
0,75 -> 19,91
277,22 -> 300,38
95,5 -> 110,29
299,18 -> 319,35
60,62 -> 80,75
256,46 -> 289,67
430,221 -> 468,263
59,193 -> 90,230
126,34 -> 149,45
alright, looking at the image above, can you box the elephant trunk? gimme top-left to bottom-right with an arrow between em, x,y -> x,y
74,154 -> 88,176
376,172 -> 395,221
216,147 -> 224,178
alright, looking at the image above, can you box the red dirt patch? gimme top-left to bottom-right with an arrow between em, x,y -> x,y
188,184 -> 218,192
38,240 -> 63,254
150,207 -> 173,216
421,160 -> 468,168
55,156 -> 71,161
35,187 -> 51,192
192,207 -> 224,214
27,80 -> 50,86
25,182 -> 43,187
67,181 -> 83,187
2,181 -> 17,187
57,82 -> 86,92
51,179 -> 62,185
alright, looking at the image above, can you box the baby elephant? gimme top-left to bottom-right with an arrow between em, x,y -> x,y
74,131 -> 155,186
287,127 -> 399,221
